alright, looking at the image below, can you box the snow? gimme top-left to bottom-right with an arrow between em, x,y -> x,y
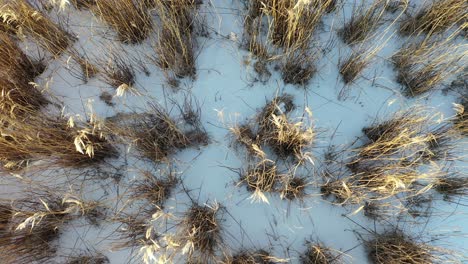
1,0 -> 466,263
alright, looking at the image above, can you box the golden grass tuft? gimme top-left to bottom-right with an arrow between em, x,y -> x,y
225,249 -> 283,264
152,0 -> 200,81
0,108 -> 117,171
399,0 -> 467,36
300,242 -> 341,264
366,231 -> 439,264
338,0 -> 386,45
91,0 -> 152,44
0,0 -> 74,57
179,202 -> 223,263
392,39 -> 465,97
108,102 -> 208,163
243,0 -> 333,85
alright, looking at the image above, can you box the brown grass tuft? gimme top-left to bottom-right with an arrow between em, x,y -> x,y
0,0 -> 74,56
366,231 -> 437,264
300,242 -> 341,264
338,0 -> 386,45
0,109 -> 117,171
108,102 -> 208,163
152,0 -> 201,81
131,170 -> 178,212
399,0 -> 467,36
179,202 -> 223,263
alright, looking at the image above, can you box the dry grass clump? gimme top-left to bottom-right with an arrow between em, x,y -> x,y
225,249 -> 283,264
320,179 -> 361,204
300,242 -> 341,264
243,0 -> 333,85
280,176 -> 308,201
392,40 -> 465,97
338,0 -> 387,45
75,56 -> 99,82
256,95 -> 314,161
399,0 -> 467,36
152,0 -> 201,81
91,0 -> 152,44
101,55 -> 136,90
0,0 -> 73,56
178,202 -> 223,263
108,102 -> 208,163
115,216 -> 156,248
70,0 -> 96,10
241,158 -> 279,195
366,231 -> 441,264
0,193 -> 97,263
0,33 -> 48,116
0,74 -> 48,118
281,56 -> 316,86
434,176 -> 468,200
131,170 -> 178,212
338,51 -> 370,85
231,95 -> 314,202
66,254 -> 109,264
340,108 -> 460,204
0,109 -> 117,171
0,32 -> 45,81
453,97 -> 467,135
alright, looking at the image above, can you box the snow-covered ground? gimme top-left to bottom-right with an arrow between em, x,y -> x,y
1,0 -> 467,263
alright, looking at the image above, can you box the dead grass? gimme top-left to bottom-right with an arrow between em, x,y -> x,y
392,40 -> 465,97
67,254 -> 109,264
453,96 -> 467,135
108,102 -> 208,163
0,0 -> 74,57
131,170 -> 178,212
300,242 -> 341,264
366,231 -> 437,264
280,176 -> 308,201
256,95 -> 314,161
101,55 -> 136,89
0,33 -> 48,116
179,202 -> 223,263
0,108 -> 117,171
225,249 -> 282,264
339,51 -> 370,84
434,175 -> 468,200
70,0 -> 96,10
243,0 -> 333,85
399,0 -> 467,36
338,0 -> 387,45
152,0 -> 200,81
0,192 -> 97,263
241,158 -> 279,195
91,0 -> 152,44
115,216 -> 158,249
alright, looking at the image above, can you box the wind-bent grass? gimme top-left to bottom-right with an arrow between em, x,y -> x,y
243,0 -> 334,85
338,0 -> 387,45
399,0 -> 467,36
0,0 -> 74,57
152,0 -> 200,82
0,192 -> 99,263
392,38 -> 466,97
91,0 -> 153,44
366,231 -> 455,264
0,106 -> 117,171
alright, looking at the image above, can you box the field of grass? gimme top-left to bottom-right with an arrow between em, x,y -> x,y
0,0 -> 466,263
